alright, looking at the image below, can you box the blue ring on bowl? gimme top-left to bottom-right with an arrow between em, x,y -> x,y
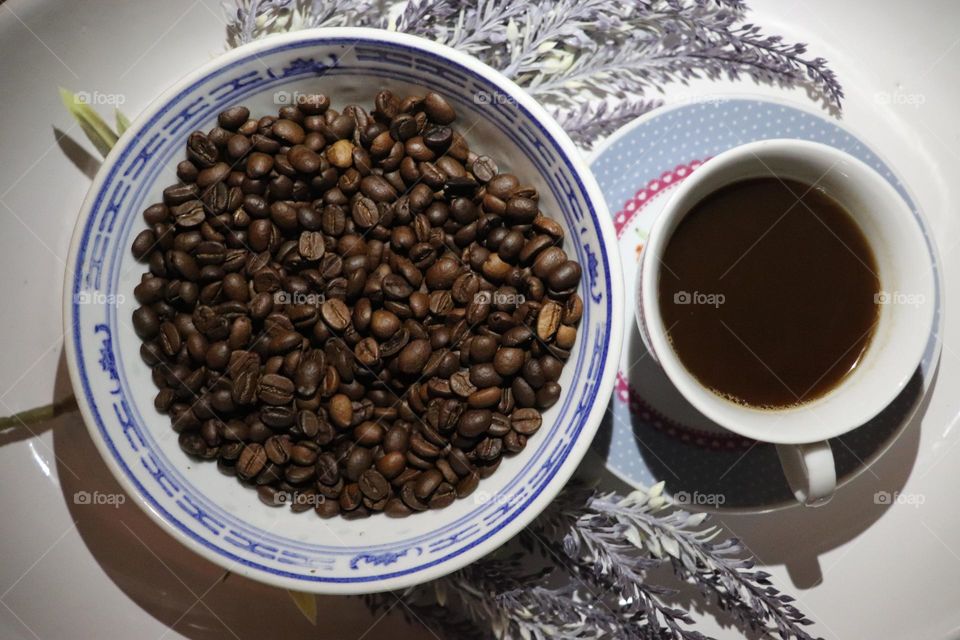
71,36 -> 614,582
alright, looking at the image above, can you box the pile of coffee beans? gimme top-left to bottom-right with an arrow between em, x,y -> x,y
131,89 -> 583,519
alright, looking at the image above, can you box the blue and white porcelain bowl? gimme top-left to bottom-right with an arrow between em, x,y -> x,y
62,28 -> 623,593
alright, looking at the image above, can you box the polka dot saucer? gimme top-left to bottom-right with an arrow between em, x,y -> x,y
588,95 -> 943,512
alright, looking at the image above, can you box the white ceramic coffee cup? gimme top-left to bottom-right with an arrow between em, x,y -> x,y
636,139 -> 935,506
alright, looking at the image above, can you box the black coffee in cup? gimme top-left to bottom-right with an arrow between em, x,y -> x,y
658,177 -> 880,409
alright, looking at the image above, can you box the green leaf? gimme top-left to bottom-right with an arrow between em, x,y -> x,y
59,87 -> 119,157
286,589 -> 317,625
624,524 -> 646,549
115,109 -> 131,135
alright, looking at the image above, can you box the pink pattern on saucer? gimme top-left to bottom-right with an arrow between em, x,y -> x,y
614,159 -> 707,237
615,157 -> 753,450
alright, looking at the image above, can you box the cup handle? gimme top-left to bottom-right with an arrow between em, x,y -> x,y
775,442 -> 836,506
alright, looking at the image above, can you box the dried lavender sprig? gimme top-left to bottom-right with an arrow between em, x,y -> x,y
225,0 -> 844,149
585,490 -> 820,640
444,555 -> 624,640
390,0 -> 460,38
526,528 -> 711,640
527,4 -> 843,111
225,0 -> 379,47
549,97 -> 663,148
443,0 -> 529,58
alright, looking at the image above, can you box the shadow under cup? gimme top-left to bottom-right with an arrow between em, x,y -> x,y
637,139 -> 936,448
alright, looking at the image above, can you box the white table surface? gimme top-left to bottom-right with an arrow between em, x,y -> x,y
1,1 -> 958,638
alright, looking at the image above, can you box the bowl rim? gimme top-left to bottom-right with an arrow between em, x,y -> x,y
62,26 -> 624,593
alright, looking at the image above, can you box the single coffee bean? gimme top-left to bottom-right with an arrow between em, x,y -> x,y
358,469 -> 389,500
299,231 -> 325,260
385,497 -> 413,518
237,443 -> 267,479
272,119 -> 306,145
470,363 -> 502,388
218,106 -> 250,130
511,408 -> 542,435
264,435 -> 291,464
536,381 -> 561,409
329,393 -> 353,429
339,483 -> 362,511
493,347 -> 524,376
424,92 -> 456,124
536,301 -> 563,341
258,373 -> 294,405
467,386 -> 501,409
429,482 -> 456,509
458,409 -> 491,438
547,260 -> 582,292
344,447 -> 374,481
414,468 -> 443,499
455,471 -> 480,498
354,420 -> 384,446
376,451 -> 407,479
400,481 -> 429,512
398,339 -> 432,375
321,298 -> 351,331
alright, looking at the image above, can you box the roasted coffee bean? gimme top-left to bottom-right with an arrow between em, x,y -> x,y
299,230 -> 325,260
358,469 -> 389,500
383,426 -> 409,453
360,175 -> 397,202
398,339 -> 432,375
256,485 -> 285,507
400,481 -> 429,511
548,260 -> 582,292
345,446 -> 374,481
315,452 -> 339,485
133,91 -> 582,520
132,306 -> 160,339
246,151 -> 274,178
329,393 -> 354,429
376,451 -> 407,479
455,470 -> 479,498
414,469 -> 443,499
424,92 -> 456,124
237,443 -> 267,479
409,431 -> 441,458
354,420 -> 384,446
536,381 -> 562,409
467,386 -> 501,409
537,301 -> 563,341
272,119 -> 305,145
315,498 -> 340,518
493,347 -> 524,376
264,435 -> 291,464
512,376 -> 537,408
339,483 -> 362,511
218,106 -> 250,130
172,200 -> 205,227
450,370 -> 476,397
511,408 -> 542,435
470,363 -> 502,389
385,498 -> 412,518
321,299 -> 351,331
261,406 -> 295,429
458,409 -> 491,438
258,373 -> 294,405
429,482 -> 456,509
